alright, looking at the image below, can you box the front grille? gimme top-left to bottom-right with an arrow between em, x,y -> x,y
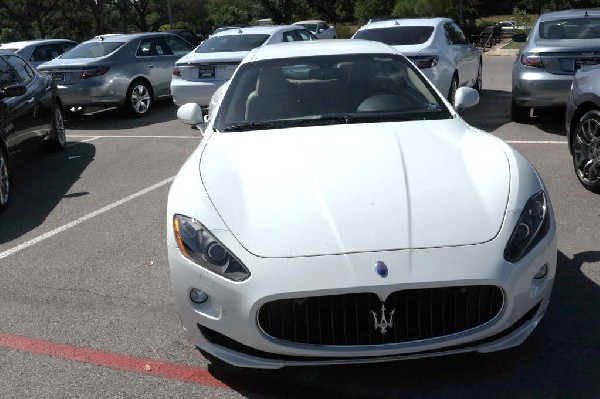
257,286 -> 503,346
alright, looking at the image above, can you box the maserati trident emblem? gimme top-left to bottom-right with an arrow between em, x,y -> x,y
371,304 -> 395,334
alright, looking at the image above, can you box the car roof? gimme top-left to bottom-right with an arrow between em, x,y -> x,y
89,32 -> 176,42
245,39 -> 395,63
359,18 -> 450,30
539,8 -> 600,21
211,25 -> 305,37
0,38 -> 75,50
295,20 -> 326,24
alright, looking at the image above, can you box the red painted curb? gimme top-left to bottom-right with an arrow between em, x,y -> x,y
0,332 -> 228,389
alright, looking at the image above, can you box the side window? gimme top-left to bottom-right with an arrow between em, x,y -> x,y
297,30 -> 314,41
282,31 -> 298,42
137,38 -> 173,56
164,35 -> 193,56
443,23 -> 455,44
5,55 -> 34,85
450,23 -> 467,44
60,42 -> 76,54
0,57 -> 20,89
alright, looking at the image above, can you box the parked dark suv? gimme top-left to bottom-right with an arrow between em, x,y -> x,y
0,50 -> 65,212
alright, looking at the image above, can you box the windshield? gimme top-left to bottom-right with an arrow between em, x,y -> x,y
61,41 -> 124,59
540,18 -> 600,39
195,34 -> 269,53
215,53 -> 451,132
353,26 -> 434,45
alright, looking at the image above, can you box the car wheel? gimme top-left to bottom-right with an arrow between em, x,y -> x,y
125,80 -> 152,117
65,106 -> 86,119
572,110 -> 600,193
511,99 -> 530,123
447,74 -> 458,104
47,105 -> 66,152
474,62 -> 482,92
0,146 -> 9,212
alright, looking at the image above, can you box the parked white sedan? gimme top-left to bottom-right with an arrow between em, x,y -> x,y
294,20 -> 337,39
353,18 -> 482,102
170,25 -> 316,107
168,40 -> 556,369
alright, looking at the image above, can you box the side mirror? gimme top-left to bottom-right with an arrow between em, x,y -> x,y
0,84 -> 26,99
177,103 -> 204,125
512,33 -> 527,43
454,87 -> 479,111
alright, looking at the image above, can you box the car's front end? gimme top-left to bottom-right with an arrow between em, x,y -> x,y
167,41 -> 557,369
167,121 -> 556,369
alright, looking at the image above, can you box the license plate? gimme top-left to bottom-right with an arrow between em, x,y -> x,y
198,67 -> 215,79
575,58 -> 600,70
51,72 -> 65,83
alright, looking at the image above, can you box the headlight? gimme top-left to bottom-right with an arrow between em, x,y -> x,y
504,191 -> 549,262
173,214 -> 250,281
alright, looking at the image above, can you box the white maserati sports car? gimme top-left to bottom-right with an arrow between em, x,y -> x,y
167,40 -> 557,369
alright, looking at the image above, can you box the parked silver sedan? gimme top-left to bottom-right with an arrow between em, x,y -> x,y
0,39 -> 77,68
38,33 -> 193,117
565,64 -> 600,192
512,9 -> 600,122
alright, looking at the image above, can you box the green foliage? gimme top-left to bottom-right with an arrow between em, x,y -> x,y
512,7 -> 532,29
335,25 -> 358,38
354,0 -> 395,24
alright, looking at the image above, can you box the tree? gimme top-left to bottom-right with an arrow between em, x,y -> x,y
354,0 -> 395,23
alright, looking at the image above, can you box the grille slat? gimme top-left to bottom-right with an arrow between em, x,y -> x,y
258,286 -> 503,346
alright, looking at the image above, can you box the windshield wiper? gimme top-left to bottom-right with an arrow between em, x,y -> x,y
224,122 -> 275,132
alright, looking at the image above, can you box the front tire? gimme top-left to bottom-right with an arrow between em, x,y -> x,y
47,105 -> 66,152
511,99 -> 530,123
0,146 -> 10,212
572,109 -> 600,193
124,80 -> 152,117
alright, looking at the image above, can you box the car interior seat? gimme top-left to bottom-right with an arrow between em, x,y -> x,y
245,67 -> 295,121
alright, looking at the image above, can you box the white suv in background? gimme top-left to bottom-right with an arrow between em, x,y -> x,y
352,18 -> 482,102
170,25 -> 316,107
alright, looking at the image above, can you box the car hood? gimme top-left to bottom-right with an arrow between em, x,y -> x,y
176,51 -> 248,65
200,119 -> 510,258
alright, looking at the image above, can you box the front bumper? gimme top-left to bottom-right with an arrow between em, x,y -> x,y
168,215 -> 557,369
512,65 -> 573,107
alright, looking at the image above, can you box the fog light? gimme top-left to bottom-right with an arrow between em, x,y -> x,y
190,288 -> 208,304
533,264 -> 548,280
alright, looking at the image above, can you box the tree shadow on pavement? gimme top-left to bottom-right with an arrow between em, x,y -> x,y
64,100 -> 179,131
204,250 -> 600,398
0,143 -> 95,245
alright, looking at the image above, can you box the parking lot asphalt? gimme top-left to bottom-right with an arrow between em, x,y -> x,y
0,55 -> 599,398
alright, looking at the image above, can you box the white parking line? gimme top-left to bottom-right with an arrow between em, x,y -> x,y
66,136 -> 100,147
68,135 -> 200,139
506,140 -> 567,144
0,177 -> 175,260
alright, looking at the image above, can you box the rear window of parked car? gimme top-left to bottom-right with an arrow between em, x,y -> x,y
195,34 -> 270,53
61,42 -> 124,59
540,18 -> 600,39
354,26 -> 434,45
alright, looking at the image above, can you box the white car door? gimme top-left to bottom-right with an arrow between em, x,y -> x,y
444,22 -> 479,88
